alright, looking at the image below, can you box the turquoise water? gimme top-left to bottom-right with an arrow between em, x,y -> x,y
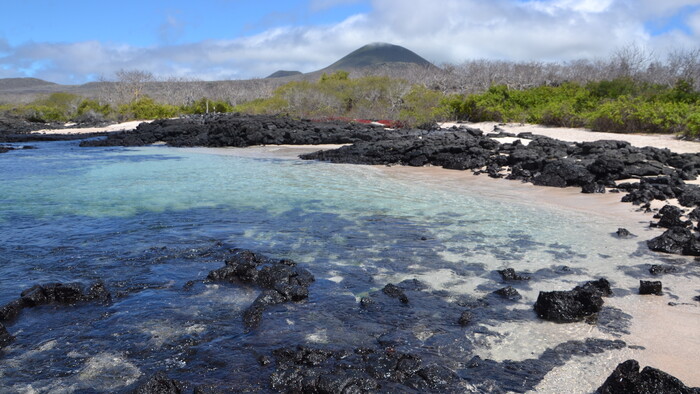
0,140 -> 689,392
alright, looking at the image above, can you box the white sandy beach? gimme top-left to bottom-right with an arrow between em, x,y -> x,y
31,120 -> 150,135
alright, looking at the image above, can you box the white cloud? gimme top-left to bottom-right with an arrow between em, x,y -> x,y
0,0 -> 699,84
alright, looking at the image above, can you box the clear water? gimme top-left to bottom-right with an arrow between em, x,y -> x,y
0,140 -> 697,392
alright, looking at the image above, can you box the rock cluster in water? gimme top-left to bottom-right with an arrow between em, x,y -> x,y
0,281 -> 111,349
207,249 -> 315,331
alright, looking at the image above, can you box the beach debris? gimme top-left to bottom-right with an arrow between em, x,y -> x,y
596,359 -> 700,394
207,249 -> 315,331
534,278 -> 612,323
639,280 -> 663,295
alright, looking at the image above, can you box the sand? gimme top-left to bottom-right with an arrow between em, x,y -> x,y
31,120 -> 150,135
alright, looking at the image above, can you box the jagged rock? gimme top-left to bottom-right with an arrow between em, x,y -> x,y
382,283 -> 409,303
656,205 -> 692,228
494,286 -> 522,301
639,280 -> 663,295
678,187 -> 700,207
534,278 -> 612,323
597,359 -> 700,394
497,268 -> 531,281
0,281 -> 111,324
647,227 -> 700,256
532,159 -> 594,188
207,249 -> 315,330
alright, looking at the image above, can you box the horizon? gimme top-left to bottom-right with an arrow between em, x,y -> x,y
1,0 -> 699,84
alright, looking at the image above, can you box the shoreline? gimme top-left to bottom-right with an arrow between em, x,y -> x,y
189,143 -> 700,387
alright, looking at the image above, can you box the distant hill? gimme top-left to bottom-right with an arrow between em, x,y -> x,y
322,42 -> 433,71
266,70 -> 302,78
0,77 -> 57,90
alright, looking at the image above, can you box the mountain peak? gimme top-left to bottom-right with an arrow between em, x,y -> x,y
323,43 -> 433,71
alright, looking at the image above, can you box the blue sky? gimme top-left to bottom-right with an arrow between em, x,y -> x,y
1,0 -> 699,84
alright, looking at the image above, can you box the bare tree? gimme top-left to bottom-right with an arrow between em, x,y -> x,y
114,69 -> 155,103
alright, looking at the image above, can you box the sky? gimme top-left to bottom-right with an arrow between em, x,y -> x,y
1,0 -> 699,84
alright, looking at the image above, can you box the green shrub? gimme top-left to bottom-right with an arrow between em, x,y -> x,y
119,97 -> 178,120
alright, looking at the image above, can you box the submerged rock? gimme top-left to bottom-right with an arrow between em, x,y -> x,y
458,311 -> 474,326
0,281 -> 111,323
639,280 -> 663,295
270,345 -> 461,393
597,359 -> 700,394
132,372 -> 184,393
382,283 -> 409,303
497,268 -> 531,281
534,278 -> 612,323
207,249 -> 315,331
0,322 -> 14,349
494,286 -> 522,301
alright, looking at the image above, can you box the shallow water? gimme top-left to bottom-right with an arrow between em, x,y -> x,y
0,141 -> 698,392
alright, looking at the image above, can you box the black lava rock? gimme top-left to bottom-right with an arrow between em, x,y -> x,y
597,359 -> 700,394
207,249 -> 315,331
497,268 -> 531,281
616,228 -> 633,238
494,286 -> 522,301
0,281 -> 111,324
656,205 -> 692,228
649,264 -> 679,275
534,278 -> 612,323
132,372 -> 184,394
639,280 -> 663,295
0,322 -> 14,349
382,283 -> 409,304
270,346 -> 460,392
647,227 -> 700,256
458,311 -> 474,326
